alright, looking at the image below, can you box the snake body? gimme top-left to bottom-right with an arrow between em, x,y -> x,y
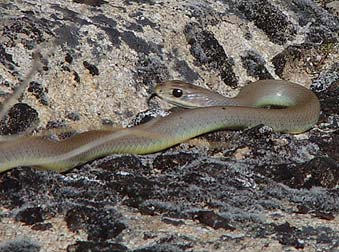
0,80 -> 320,173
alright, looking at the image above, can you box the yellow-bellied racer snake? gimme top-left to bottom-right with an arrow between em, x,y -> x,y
0,80 -> 320,173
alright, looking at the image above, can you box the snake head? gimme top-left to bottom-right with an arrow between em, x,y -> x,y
153,80 -> 221,108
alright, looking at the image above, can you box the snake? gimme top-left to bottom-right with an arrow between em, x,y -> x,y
0,80 -> 320,173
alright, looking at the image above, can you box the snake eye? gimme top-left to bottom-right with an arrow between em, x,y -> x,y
172,88 -> 183,98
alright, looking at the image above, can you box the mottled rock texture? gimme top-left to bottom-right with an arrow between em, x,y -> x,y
0,0 -> 338,251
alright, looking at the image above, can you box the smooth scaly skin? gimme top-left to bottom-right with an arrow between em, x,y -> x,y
0,80 -> 320,173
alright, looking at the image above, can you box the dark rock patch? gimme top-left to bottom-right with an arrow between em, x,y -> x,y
136,55 -> 170,86
28,81 -> 49,105
133,244 -> 184,252
193,210 -> 236,230
173,59 -> 200,83
254,157 -> 338,189
282,0 -> 339,44
152,152 -> 198,171
121,31 -> 159,55
0,239 -> 41,252
31,222 -> 53,231
65,206 -> 126,241
241,50 -> 273,79
184,23 -> 238,88
233,0 -> 296,45
15,206 -> 45,225
67,241 -> 128,252
271,44 -> 310,78
0,103 -> 39,135
0,44 -> 17,71
83,61 -> 100,76
73,0 -> 108,7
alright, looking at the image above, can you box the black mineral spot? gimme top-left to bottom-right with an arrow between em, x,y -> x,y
66,111 -> 81,121
67,241 -> 128,252
126,22 -> 143,32
295,205 -> 310,214
73,70 -> 81,83
65,206 -> 126,241
73,0 -> 107,7
161,217 -> 185,226
256,157 -> 338,189
124,0 -> 155,5
284,0 -> 339,44
2,16 -> 48,49
129,12 -> 157,29
153,153 -> 198,171
28,81 -> 44,94
0,103 -> 39,135
101,118 -> 114,125
184,3 -> 220,26
0,2 -> 13,9
316,79 -> 339,120
235,0 -> 296,45
136,55 -> 169,86
274,222 -> 296,233
184,23 -> 238,87
273,222 -> 304,249
306,27 -> 337,44
62,65 -> 71,72
83,61 -> 99,76
295,157 -> 339,189
0,44 -> 18,70
121,31 -> 154,55
173,59 -> 200,83
244,31 -> 252,40
101,27 -> 121,46
54,24 -> 83,49
271,54 -> 287,78
15,207 -> 44,225
0,239 -> 41,252
65,53 -> 73,64
193,210 -> 235,230
241,50 -> 273,79
92,14 -> 117,28
314,211 -> 335,221
28,81 -> 49,105
31,222 -> 53,231
46,119 -> 67,130
129,110 -> 159,126
112,175 -> 156,208
271,45 -> 305,78
133,244 -> 184,252
98,155 -> 144,171
137,16 -> 156,29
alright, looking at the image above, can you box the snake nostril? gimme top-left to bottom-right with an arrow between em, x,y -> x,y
172,88 -> 183,98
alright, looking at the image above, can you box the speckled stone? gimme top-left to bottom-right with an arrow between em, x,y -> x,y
0,0 -> 338,251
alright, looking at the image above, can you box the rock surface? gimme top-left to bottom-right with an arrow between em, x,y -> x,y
0,0 -> 338,251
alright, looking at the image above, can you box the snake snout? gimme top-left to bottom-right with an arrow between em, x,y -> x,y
147,92 -> 158,105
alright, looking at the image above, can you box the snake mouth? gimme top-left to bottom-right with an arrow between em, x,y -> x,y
147,90 -> 188,108
147,92 -> 159,105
